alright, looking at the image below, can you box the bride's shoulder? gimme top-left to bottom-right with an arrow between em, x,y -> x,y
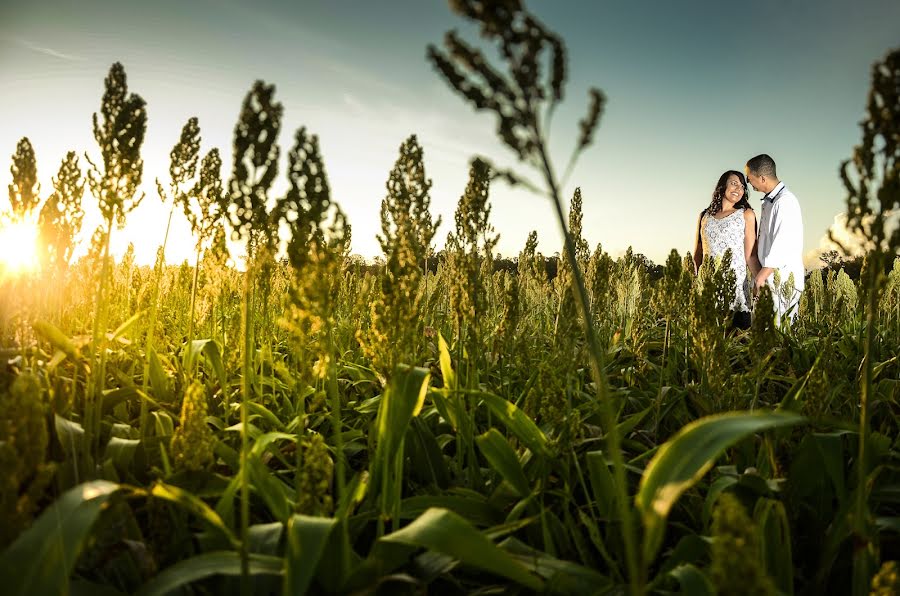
742,208 -> 756,223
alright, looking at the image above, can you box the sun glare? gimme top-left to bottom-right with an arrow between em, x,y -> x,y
0,219 -> 41,277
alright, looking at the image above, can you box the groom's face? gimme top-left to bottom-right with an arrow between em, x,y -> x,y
744,167 -> 764,192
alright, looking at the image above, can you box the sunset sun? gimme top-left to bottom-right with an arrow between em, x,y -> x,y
0,219 -> 40,276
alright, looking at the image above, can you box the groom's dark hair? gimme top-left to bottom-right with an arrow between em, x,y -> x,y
746,154 -> 777,178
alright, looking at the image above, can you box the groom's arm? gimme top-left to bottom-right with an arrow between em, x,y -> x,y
755,198 -> 801,293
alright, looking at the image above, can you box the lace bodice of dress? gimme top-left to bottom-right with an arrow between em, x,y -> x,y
701,208 -> 751,313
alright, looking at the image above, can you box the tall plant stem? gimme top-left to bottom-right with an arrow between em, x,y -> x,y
139,200 -> 177,439
239,263 -> 254,596
187,244 -> 202,346
535,139 -> 641,594
326,325 -> 350,577
86,217 -> 114,469
852,258 -> 879,595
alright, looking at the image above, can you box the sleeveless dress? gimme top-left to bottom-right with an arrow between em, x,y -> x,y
701,208 -> 751,313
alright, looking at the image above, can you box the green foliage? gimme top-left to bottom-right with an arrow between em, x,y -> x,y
709,493 -> 776,596
0,372 -> 54,547
1,35 -> 899,596
170,381 -> 215,472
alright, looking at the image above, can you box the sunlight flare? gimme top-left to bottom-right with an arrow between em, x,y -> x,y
0,218 -> 41,277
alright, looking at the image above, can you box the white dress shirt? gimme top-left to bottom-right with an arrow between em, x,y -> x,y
758,181 -> 805,300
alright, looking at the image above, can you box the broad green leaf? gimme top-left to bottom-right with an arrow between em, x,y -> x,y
249,521 -> 284,555
407,416 -> 451,489
135,551 -> 282,596
247,401 -> 286,431
636,410 -> 805,565
437,332 -> 457,391
55,414 -> 85,457
183,338 -> 228,393
110,310 -> 144,342
379,507 -> 543,591
249,431 -> 296,459
166,470 -> 231,498
369,365 -> 430,517
670,564 -> 713,596
477,391 -> 551,458
150,482 -> 239,548
152,410 -> 174,437
101,387 -> 148,414
284,515 -> 337,596
586,450 -> 617,519
500,536 -> 612,592
33,319 -> 79,360
811,433 -> 847,506
400,494 -> 501,528
754,497 -> 793,595
104,436 -> 140,473
0,481 -> 122,596
148,348 -> 172,403
477,428 -> 530,497
247,456 -> 292,523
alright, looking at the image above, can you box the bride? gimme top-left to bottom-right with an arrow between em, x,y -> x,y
692,170 -> 760,329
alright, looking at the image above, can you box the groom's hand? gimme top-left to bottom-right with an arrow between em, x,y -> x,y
754,267 -> 774,296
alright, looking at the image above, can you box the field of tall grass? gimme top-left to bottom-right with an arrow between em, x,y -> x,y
1,4 -> 898,595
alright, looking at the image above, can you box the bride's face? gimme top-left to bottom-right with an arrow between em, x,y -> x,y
723,174 -> 744,206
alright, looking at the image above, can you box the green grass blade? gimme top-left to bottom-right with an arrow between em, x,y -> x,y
670,564 -> 713,596
379,507 -> 544,591
135,551 -> 282,596
284,515 -> 337,596
476,390 -> 551,458
476,428 -> 530,497
0,481 -> 122,596
150,482 -> 239,548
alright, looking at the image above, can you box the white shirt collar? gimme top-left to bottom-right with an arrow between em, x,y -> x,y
763,181 -> 785,202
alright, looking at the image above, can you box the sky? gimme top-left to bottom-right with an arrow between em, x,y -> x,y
1,0 -> 898,267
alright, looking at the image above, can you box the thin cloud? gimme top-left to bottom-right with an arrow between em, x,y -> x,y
14,37 -> 83,62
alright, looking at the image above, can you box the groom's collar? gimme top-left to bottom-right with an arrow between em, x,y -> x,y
763,181 -> 785,202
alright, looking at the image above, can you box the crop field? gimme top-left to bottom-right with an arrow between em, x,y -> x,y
1,5 -> 899,596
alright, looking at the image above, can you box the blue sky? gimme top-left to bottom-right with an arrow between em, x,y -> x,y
1,0 -> 898,266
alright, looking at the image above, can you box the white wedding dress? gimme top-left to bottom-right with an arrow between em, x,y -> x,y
700,208 -> 751,313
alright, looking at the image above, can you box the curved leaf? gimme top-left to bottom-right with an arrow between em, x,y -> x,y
0,481 -> 122,596
636,410 -> 805,564
379,507 -> 544,591
136,551 -> 282,596
476,391 -> 551,458
477,428 -> 530,497
284,515 -> 337,596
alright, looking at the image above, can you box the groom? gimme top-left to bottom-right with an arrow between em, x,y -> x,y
745,154 -> 805,323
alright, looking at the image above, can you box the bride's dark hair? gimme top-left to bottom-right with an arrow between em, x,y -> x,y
706,170 -> 752,215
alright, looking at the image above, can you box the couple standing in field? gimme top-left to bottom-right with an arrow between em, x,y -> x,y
693,154 -> 805,329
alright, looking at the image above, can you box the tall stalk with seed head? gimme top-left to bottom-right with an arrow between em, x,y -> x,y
177,148 -> 224,344
138,117 -> 201,438
84,62 -> 147,466
277,126 -> 351,575
427,2 -> 640,590
829,47 -> 900,596
223,80 -> 282,593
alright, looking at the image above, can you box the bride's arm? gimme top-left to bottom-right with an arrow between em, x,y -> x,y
693,212 -> 704,273
744,209 -> 761,278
